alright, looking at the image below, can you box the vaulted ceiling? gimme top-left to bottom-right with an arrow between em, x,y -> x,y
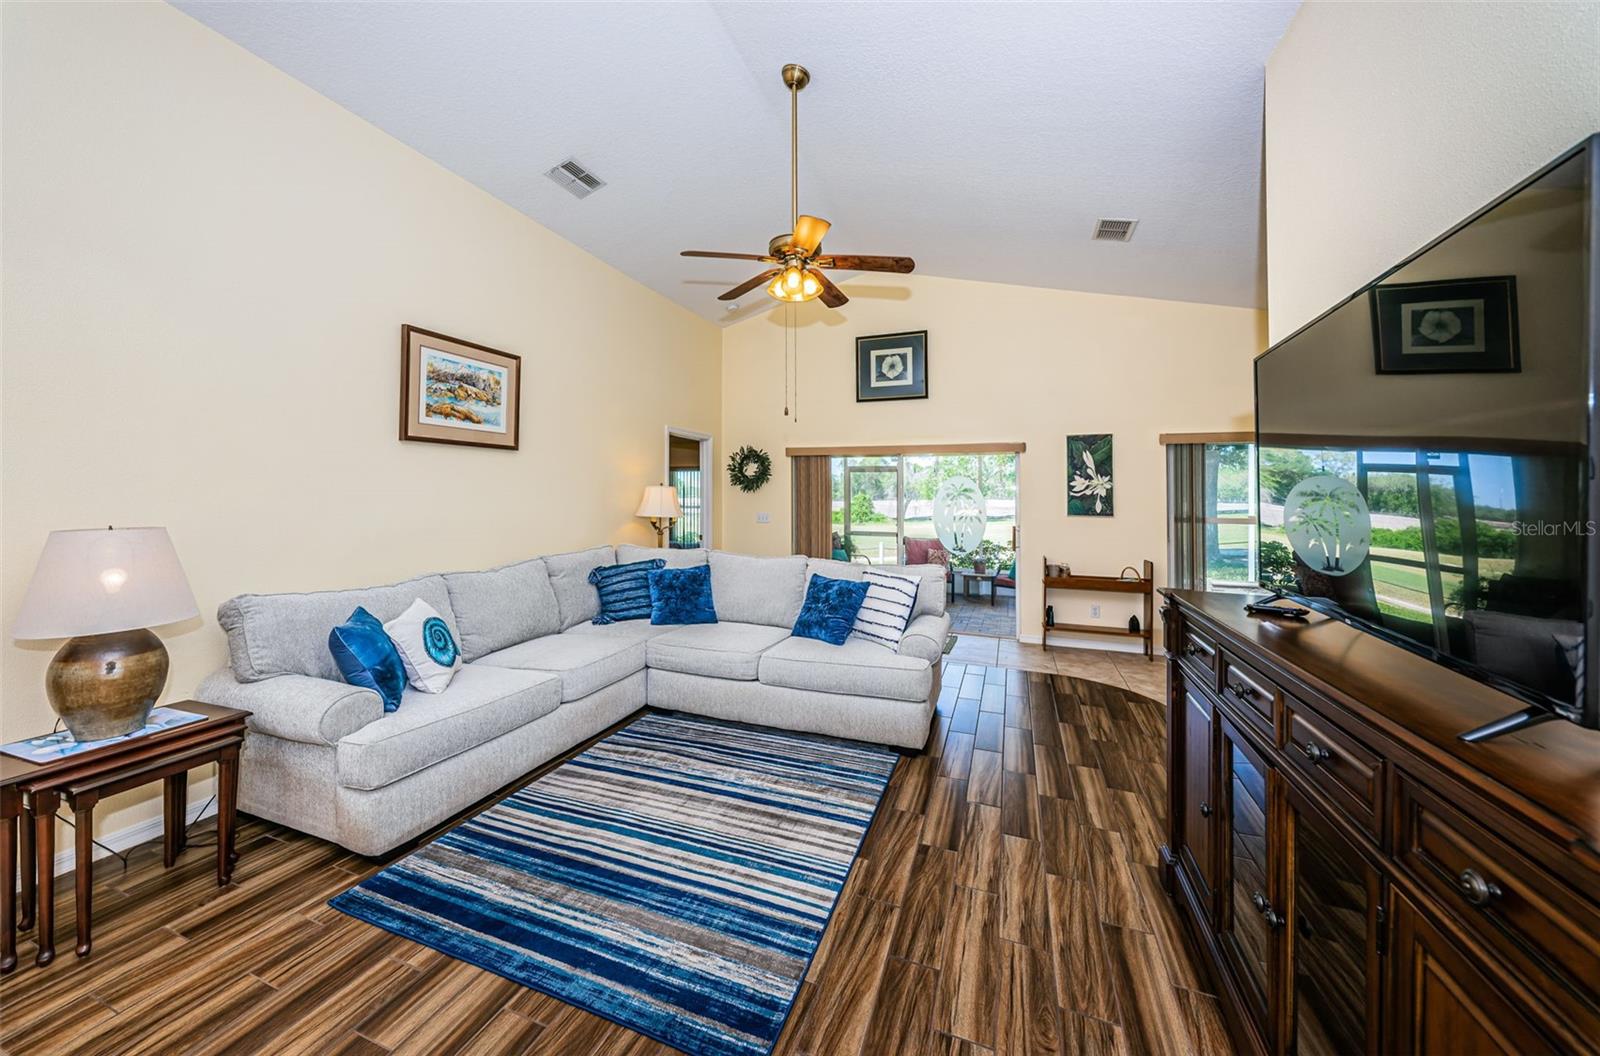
177,1 -> 1298,323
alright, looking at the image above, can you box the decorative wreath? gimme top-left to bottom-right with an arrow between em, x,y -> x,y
727,445 -> 773,493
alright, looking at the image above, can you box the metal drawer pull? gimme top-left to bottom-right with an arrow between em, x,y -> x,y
1303,742 -> 1332,765
1457,868 -> 1503,907
1199,802 -> 1212,818
1250,889 -> 1285,929
1184,644 -> 1200,657
1228,680 -> 1254,699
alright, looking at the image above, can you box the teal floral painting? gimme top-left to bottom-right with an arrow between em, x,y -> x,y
1067,434 -> 1114,516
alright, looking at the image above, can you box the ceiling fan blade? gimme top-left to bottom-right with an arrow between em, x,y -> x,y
813,269 -> 849,308
718,269 -> 781,301
682,250 -> 778,262
792,215 -> 831,255
816,254 -> 915,274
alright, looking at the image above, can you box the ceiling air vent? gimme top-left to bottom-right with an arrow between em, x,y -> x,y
1092,218 -> 1139,242
545,157 -> 606,199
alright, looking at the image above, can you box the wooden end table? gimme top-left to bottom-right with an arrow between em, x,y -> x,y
1,701 -> 247,971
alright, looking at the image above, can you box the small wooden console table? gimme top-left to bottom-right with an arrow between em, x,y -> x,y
1,700 -> 246,971
1040,558 -> 1154,659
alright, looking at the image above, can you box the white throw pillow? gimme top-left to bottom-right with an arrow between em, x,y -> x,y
383,598 -> 461,693
849,570 -> 920,650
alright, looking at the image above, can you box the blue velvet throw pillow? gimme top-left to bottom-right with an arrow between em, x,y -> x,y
589,559 -> 665,623
329,606 -> 407,712
792,574 -> 871,646
649,564 -> 717,625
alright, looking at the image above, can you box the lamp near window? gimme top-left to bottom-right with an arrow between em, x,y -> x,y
636,485 -> 682,548
12,527 -> 199,741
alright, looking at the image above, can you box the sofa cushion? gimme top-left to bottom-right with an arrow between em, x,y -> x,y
759,636 -> 933,703
617,543 -> 708,568
384,597 -> 462,694
563,621 -> 679,643
647,622 -> 791,681
474,629 -> 646,701
792,574 -> 871,646
328,607 -> 406,712
850,570 -> 920,651
218,574 -> 458,683
335,665 -> 561,791
650,564 -> 717,625
443,559 -> 560,662
708,552 -> 809,627
590,559 -> 664,624
543,546 -> 616,631
804,558 -> 948,619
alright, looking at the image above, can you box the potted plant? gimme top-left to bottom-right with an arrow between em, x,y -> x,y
960,539 -> 1013,577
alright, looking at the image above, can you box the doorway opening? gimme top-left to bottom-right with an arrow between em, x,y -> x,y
665,428 -> 712,549
830,451 -> 1020,638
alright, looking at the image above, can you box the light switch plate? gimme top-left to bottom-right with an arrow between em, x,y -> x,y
1090,604 -> 1101,618
756,512 -> 770,524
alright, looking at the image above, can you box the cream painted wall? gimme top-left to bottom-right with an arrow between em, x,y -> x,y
1265,0 -> 1600,343
719,273 -> 1266,641
1,2 -> 720,846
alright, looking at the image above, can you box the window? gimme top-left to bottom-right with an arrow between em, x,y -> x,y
1168,439 -> 1259,592
1203,443 -> 1259,590
668,467 -> 702,548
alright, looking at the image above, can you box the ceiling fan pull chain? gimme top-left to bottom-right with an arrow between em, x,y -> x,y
783,303 -> 791,417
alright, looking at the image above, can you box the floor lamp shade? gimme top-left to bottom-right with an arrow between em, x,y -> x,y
13,527 -> 199,740
636,485 -> 682,547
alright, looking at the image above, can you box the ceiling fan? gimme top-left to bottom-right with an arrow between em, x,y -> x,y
680,64 -> 914,309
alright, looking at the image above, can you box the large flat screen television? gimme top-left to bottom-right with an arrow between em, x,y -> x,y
1254,135 -> 1598,741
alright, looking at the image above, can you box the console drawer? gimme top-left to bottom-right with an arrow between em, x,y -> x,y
1395,773 -> 1600,1026
1219,649 -> 1275,730
1177,621 -> 1219,689
1283,698 -> 1384,841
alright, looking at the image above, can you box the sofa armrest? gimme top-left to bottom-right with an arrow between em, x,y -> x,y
898,612 -> 951,665
195,667 -> 383,747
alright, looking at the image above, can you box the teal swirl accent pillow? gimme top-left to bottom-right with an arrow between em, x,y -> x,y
649,564 -> 717,625
792,574 -> 871,646
383,597 -> 461,693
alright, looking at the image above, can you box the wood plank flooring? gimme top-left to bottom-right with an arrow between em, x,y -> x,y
0,656 -> 1231,1056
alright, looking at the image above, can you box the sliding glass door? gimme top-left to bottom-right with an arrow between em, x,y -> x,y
840,459 -> 903,563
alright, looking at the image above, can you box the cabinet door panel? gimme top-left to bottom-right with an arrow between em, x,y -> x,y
1218,715 -> 1277,1045
1180,685 -> 1217,912
1389,892 -> 1558,1056
1286,785 -> 1380,1056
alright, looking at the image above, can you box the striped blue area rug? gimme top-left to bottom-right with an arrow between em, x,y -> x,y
330,711 -> 898,1056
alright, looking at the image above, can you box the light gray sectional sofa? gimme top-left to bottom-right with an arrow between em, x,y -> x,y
197,544 -> 950,855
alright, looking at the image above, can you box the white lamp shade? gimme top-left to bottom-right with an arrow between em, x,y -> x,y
636,485 -> 682,520
12,527 -> 200,640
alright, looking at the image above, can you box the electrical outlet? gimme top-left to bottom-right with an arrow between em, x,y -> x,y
756,512 -> 770,524
1090,603 -> 1101,619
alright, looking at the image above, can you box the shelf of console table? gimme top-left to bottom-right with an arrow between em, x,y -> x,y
1040,558 -> 1154,659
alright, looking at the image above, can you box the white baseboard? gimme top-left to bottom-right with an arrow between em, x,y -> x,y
1017,631 -> 1149,655
47,797 -> 219,877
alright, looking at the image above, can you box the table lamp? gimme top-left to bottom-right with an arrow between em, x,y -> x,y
636,484 -> 682,547
12,527 -> 199,741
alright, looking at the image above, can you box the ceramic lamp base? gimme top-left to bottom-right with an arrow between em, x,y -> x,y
45,628 -> 168,741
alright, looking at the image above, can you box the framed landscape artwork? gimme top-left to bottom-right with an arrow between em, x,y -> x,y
1369,275 -> 1519,374
855,331 -> 928,402
1067,433 -> 1114,516
400,325 -> 521,450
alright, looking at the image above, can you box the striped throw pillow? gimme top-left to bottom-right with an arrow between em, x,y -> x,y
849,570 -> 919,650
588,559 -> 665,624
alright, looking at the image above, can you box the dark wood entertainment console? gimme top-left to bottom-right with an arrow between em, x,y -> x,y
1160,590 -> 1600,1055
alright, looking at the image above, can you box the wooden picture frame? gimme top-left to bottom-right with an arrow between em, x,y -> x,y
855,331 -> 928,402
400,325 -> 521,450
